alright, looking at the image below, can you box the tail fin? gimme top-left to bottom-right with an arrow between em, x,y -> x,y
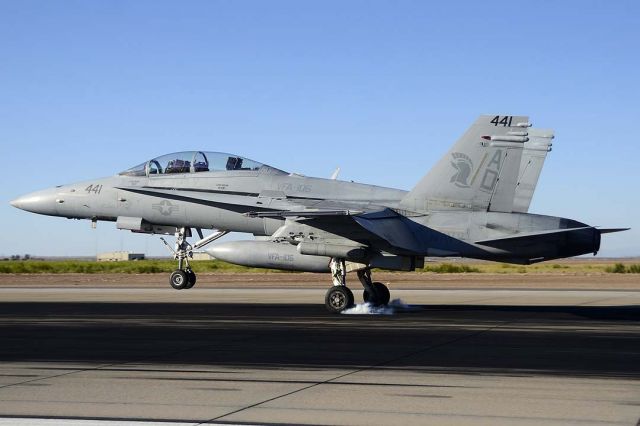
512,128 -> 554,213
399,115 -> 530,213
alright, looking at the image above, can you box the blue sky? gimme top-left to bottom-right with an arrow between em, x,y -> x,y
1,0 -> 638,257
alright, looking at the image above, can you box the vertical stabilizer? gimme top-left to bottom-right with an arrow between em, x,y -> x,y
399,115 -> 530,213
512,128 -> 554,213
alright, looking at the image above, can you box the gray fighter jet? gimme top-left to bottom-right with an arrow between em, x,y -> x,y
10,115 -> 628,312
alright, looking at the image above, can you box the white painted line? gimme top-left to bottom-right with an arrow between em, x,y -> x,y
0,419 -> 256,426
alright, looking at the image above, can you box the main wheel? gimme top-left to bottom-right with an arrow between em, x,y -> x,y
363,282 -> 390,306
325,286 -> 354,313
169,270 -> 189,290
185,270 -> 196,289
373,282 -> 390,305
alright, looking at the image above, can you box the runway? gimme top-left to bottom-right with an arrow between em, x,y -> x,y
0,286 -> 639,425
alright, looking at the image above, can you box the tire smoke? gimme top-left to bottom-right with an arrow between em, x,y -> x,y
341,299 -> 411,315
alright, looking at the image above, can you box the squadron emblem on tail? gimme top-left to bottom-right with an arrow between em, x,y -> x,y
450,152 -> 473,188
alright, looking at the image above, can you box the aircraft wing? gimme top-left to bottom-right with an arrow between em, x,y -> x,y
280,208 -> 477,257
270,210 -> 628,261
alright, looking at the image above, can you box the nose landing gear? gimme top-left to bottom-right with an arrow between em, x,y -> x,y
161,227 -> 227,290
169,269 -> 191,290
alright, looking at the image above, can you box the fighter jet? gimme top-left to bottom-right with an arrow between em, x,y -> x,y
10,115 -> 628,313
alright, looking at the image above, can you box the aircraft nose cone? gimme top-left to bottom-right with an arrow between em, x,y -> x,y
9,189 -> 60,216
10,195 -> 31,210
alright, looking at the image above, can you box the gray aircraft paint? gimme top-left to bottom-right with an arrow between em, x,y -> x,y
513,128 -> 554,213
398,115 -> 530,213
11,115 -> 627,274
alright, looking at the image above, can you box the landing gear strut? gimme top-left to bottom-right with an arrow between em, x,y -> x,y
358,269 -> 390,306
161,227 -> 228,290
325,259 -> 354,313
324,258 -> 390,313
162,227 -> 195,290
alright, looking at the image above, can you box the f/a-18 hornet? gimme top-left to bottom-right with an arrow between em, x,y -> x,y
11,115 -> 628,312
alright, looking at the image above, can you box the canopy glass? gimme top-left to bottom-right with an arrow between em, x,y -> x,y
119,151 -> 286,177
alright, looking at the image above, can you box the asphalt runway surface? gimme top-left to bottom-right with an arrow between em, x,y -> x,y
0,286 -> 639,425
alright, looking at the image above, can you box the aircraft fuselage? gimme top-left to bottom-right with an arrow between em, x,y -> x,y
11,170 -> 406,235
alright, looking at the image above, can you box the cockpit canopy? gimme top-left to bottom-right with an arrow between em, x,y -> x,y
119,151 -> 286,177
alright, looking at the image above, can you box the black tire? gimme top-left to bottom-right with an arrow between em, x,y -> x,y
325,286 -> 354,313
363,282 -> 390,306
363,289 -> 372,304
373,282 -> 390,305
185,270 -> 196,289
170,270 -> 188,290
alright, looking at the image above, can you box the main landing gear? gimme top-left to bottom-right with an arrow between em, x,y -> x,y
324,258 -> 390,313
161,227 -> 227,290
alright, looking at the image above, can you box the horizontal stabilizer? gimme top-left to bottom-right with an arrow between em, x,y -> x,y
597,228 -> 630,234
475,227 -> 593,247
474,226 -> 627,262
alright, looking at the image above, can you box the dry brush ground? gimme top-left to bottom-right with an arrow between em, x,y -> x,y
1,258 -> 639,290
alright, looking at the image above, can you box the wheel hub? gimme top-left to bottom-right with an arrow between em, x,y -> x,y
331,292 -> 345,308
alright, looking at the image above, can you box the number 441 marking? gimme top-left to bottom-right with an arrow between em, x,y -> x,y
85,184 -> 103,194
490,116 -> 513,127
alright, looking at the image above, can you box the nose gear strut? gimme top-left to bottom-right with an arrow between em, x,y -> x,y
161,227 -> 228,290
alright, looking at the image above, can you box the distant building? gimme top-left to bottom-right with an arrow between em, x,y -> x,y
97,251 -> 145,262
191,251 -> 212,261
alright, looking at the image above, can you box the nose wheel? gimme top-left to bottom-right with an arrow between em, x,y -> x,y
162,227 -> 196,290
169,268 -> 197,290
169,270 -> 188,290
185,269 -> 196,289
161,227 -> 228,291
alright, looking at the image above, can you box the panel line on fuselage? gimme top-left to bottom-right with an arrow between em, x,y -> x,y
140,186 -> 325,201
117,187 -> 279,214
